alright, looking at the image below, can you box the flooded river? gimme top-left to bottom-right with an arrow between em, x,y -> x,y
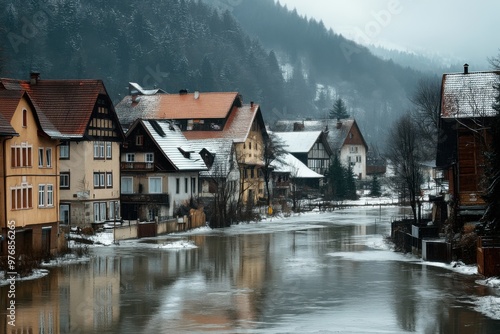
2,206 -> 500,333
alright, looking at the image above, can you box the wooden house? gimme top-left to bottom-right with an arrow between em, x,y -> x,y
0,90 -> 62,255
120,119 -> 207,221
1,73 -> 125,228
436,65 -> 500,225
116,86 -> 268,205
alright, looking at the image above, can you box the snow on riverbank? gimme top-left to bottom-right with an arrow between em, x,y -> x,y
0,269 -> 50,286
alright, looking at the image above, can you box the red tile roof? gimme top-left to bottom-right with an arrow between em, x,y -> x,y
0,77 -> 109,137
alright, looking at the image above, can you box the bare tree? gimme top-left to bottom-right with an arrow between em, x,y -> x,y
261,132 -> 287,207
385,114 -> 424,223
409,76 -> 441,158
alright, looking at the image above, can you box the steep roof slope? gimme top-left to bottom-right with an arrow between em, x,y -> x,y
0,76 -> 114,138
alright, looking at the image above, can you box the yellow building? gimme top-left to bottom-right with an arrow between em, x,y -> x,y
0,90 -> 61,255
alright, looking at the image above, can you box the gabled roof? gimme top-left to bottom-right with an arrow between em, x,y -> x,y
0,90 -> 62,138
129,119 -> 207,171
0,77 -> 114,138
441,70 -> 500,118
274,118 -> 367,152
116,91 -> 241,128
271,153 -> 324,179
272,131 -> 324,154
188,138 -> 235,177
0,112 -> 17,136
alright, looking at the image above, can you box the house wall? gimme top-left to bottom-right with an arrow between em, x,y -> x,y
168,172 -> 200,217
340,123 -> 367,179
307,140 -> 330,175
1,96 -> 60,254
59,141 -> 121,226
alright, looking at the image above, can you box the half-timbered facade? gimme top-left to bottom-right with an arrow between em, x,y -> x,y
1,73 -> 125,227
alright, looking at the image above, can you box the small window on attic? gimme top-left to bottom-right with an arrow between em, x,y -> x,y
136,135 -> 144,146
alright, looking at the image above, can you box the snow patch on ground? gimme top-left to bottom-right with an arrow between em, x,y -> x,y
0,269 -> 49,286
157,240 -> 198,250
473,295 -> 500,320
40,253 -> 91,267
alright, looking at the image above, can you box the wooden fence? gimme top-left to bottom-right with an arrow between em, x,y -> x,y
477,236 -> 500,277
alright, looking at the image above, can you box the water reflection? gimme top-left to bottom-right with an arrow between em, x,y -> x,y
2,207 -> 500,333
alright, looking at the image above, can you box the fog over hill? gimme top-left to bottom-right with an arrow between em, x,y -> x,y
0,0 -> 446,148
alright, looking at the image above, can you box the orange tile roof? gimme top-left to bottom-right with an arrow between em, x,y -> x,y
183,103 -> 261,142
0,77 -> 108,137
116,92 -> 240,128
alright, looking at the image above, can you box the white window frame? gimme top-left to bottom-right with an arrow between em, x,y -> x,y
106,172 -> 113,188
46,148 -> 52,167
38,184 -> 45,207
106,142 -> 112,159
38,148 -> 44,167
60,142 -> 69,159
121,177 -> 133,194
149,177 -> 162,194
47,184 -> 53,206
145,153 -> 154,163
126,153 -> 135,162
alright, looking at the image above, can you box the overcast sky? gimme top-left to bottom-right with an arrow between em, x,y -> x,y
277,0 -> 499,69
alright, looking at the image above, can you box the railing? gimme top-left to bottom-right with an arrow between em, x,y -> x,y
121,162 -> 154,171
121,193 -> 169,204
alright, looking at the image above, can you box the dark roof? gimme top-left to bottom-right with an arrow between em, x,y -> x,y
0,77 -> 110,137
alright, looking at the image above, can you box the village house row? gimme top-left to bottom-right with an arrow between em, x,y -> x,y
0,73 -> 369,255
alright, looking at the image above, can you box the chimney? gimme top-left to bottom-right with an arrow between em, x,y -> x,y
293,122 -> 304,131
194,90 -> 200,99
463,63 -> 469,74
336,119 -> 342,129
30,71 -> 40,85
250,101 -> 254,108
130,89 -> 139,103
179,89 -> 188,95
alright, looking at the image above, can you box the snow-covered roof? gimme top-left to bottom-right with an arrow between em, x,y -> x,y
140,120 -> 207,171
188,138 -> 235,177
441,71 -> 500,118
272,153 -> 324,178
129,82 -> 166,96
273,131 -> 323,153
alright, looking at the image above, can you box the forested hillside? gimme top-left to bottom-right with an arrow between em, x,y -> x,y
1,0 -> 434,147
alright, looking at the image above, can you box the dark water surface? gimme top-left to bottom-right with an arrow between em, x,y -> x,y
2,206 -> 500,333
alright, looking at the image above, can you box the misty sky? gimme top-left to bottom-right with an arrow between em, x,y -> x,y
277,0 -> 499,69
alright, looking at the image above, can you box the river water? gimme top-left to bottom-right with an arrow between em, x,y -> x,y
2,206 -> 500,333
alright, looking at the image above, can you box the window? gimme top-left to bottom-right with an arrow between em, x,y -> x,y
11,184 -> 33,210
38,185 -> 45,207
185,178 -> 188,193
93,141 -> 106,159
136,135 -> 144,146
60,172 -> 70,189
11,143 -> 33,167
93,202 -> 107,222
106,142 -> 112,159
60,142 -> 69,159
176,178 -> 180,194
145,153 -> 154,163
22,109 -> 27,127
106,172 -> 113,188
149,177 -> 162,194
109,201 -> 118,219
121,177 -> 133,194
47,185 -> 53,206
250,168 -> 254,179
249,142 -> 252,150
60,204 -> 70,225
191,177 -> 196,194
38,148 -> 44,167
126,153 -> 135,162
46,148 -> 52,167
93,172 -> 105,188
356,156 -> 362,163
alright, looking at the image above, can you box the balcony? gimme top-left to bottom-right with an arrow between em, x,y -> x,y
121,193 -> 169,205
121,162 -> 154,171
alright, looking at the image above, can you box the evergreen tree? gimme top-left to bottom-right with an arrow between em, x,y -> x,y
369,175 -> 382,197
327,154 -> 346,200
329,97 -> 350,119
344,163 -> 358,200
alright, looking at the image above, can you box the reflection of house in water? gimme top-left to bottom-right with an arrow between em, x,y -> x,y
58,257 -> 121,332
0,271 -> 60,333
